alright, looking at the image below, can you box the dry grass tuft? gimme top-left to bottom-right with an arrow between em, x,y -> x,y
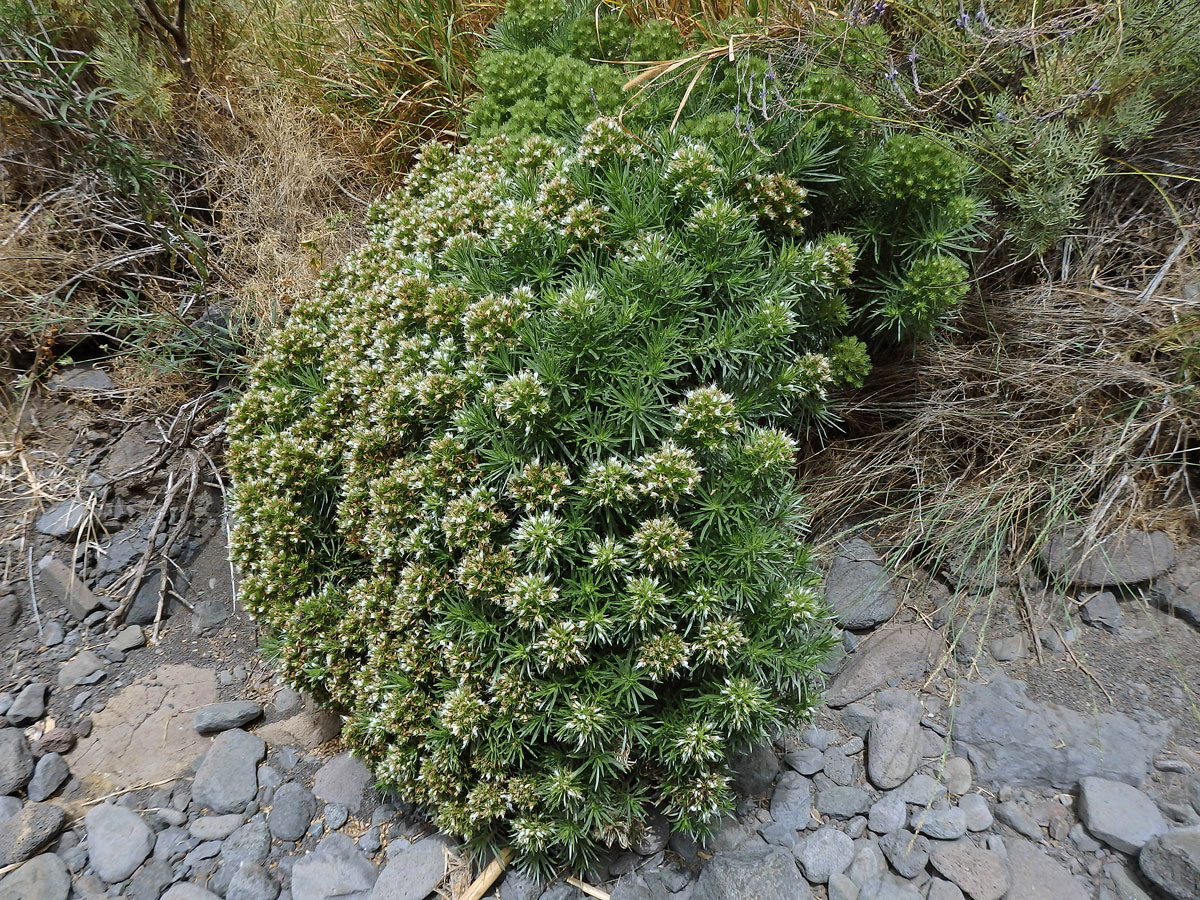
801,145 -> 1200,576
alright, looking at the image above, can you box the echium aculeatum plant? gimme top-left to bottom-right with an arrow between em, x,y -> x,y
229,2 -> 982,874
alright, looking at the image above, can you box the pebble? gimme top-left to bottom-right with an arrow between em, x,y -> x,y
1138,829 -> 1200,900
0,802 -> 66,868
896,773 -> 946,806
5,682 -> 47,726
788,747 -> 826,775
325,803 -> 349,829
803,727 -> 833,751
190,814 -> 244,841
0,729 -> 34,795
226,863 -> 281,900
769,771 -> 812,829
41,621 -> 65,647
910,807 -> 967,840
0,851 -> 71,900
829,872 -> 859,900
313,753 -> 374,814
944,757 -> 972,794
291,833 -> 378,900
194,701 -> 264,735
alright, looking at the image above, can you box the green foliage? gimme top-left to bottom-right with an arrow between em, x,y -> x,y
229,3 -> 983,873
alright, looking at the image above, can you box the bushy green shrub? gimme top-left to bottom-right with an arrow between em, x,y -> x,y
229,1 -> 982,873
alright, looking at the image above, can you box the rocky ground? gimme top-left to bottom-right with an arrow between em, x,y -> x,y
1,370 -> 1199,900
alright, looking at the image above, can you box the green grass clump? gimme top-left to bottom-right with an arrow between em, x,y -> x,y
228,1 -> 984,873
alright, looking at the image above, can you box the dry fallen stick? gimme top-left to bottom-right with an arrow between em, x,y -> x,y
109,472 -> 180,624
153,455 -> 200,641
566,876 -> 611,900
456,848 -> 513,900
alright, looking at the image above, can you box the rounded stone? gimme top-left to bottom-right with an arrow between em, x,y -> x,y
797,827 -> 855,884
85,803 -> 155,884
0,852 -> 70,900
928,840 -> 1010,900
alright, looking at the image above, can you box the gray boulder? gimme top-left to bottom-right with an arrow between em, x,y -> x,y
292,833 -> 378,900
1078,776 -> 1168,853
0,729 -> 33,795
86,802 -> 155,884
825,539 -> 898,630
1042,526 -> 1175,586
951,672 -> 1167,789
0,852 -> 71,900
192,729 -> 265,814
1139,829 -> 1200,900
692,846 -> 811,900
370,835 -> 455,900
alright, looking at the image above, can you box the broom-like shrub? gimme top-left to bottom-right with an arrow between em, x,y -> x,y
229,0 -> 981,872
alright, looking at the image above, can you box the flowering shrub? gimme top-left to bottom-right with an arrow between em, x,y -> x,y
229,1 -> 981,874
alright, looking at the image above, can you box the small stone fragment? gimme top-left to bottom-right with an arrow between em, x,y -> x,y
959,794 -> 993,832
0,730 -> 34,795
193,701 -> 264,735
797,827 -> 855,884
868,794 -> 906,834
270,782 -> 317,842
26,753 -> 69,802
85,802 -> 155,883
1078,776 -> 1169,854
867,694 -> 923,789
878,829 -> 929,879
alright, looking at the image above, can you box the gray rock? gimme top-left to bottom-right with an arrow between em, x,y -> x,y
108,625 -> 147,653
370,834 -> 455,900
39,559 -> 105,621
632,814 -> 669,856
951,672 -> 1167,789
867,695 -> 923,789
692,846 -> 811,900
35,500 -> 93,538
1149,583 -> 1200,628
125,857 -> 175,900
0,802 -> 65,867
499,869 -> 543,900
928,840 -> 1009,900
38,623 -> 66,651
325,803 -> 349,829
85,802 -> 155,883
857,878 -> 922,900
759,822 -> 801,847
943,758 -> 972,795
826,540 -> 898,629
829,873 -> 859,900
824,752 -> 857,786
868,794 -> 906,834
1042,527 -> 1175,586
6,683 -> 48,726
848,840 -> 887,887
910,808 -> 967,841
358,826 -> 382,855
219,820 -> 271,867
0,852 -> 71,900
154,825 -> 195,862
817,786 -> 871,818
192,729 -> 265,814
769,771 -> 811,829
926,878 -> 965,900
1079,776 -> 1168,853
227,863 -> 281,900
787,747 -> 826,776
47,367 -> 114,393
189,814 -> 244,840
1080,592 -> 1123,632
984,638 -> 1022,667
1191,775 -> 1200,816
1005,838 -> 1091,900
292,833 -> 378,900
161,886 -> 223,900
1139,829 -> 1200,900
57,650 -> 106,689
731,743 -> 779,796
0,797 -> 19,821
26,753 -> 68,802
1107,863 -> 1155,900
270,783 -> 317,841
0,597 -> 18,630
314,753 -> 374,814
826,627 -> 941,708
995,802 -> 1042,840
194,701 -> 264,735
0,729 -> 34,795
126,569 -> 185,627
842,703 -> 877,737
959,794 -> 993,832
878,830 -> 929,879
797,827 -> 854,883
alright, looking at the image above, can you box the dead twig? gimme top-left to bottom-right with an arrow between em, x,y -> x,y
108,471 -> 180,624
152,453 -> 200,641
455,848 -> 513,900
566,877 -> 611,900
